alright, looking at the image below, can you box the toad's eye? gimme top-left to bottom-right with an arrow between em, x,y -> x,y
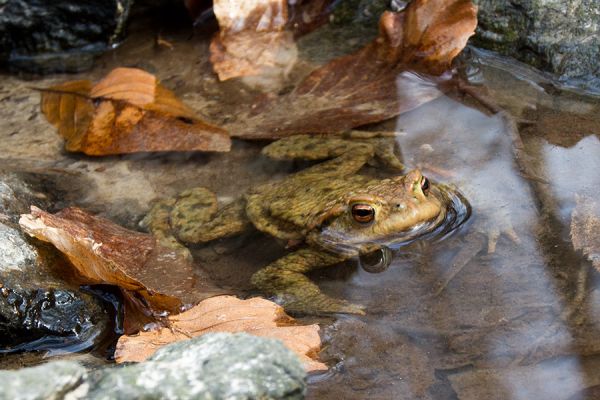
351,204 -> 375,224
420,176 -> 430,196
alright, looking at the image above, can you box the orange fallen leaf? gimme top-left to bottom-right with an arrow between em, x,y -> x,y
209,0 -> 298,89
19,206 -> 227,332
227,0 -> 477,139
39,67 -> 231,155
115,295 -> 327,372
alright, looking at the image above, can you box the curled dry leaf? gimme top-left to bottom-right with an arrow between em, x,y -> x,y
571,194 -> 600,270
227,0 -> 478,139
115,295 -> 327,372
19,206 -> 227,332
210,0 -> 298,89
40,67 -> 230,155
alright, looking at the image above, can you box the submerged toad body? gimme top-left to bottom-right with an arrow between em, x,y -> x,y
144,133 -> 453,315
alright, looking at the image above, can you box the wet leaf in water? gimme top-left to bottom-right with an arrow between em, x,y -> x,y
228,0 -> 478,139
115,295 -> 326,372
210,0 -> 298,89
571,194 -> 600,270
39,67 -> 230,155
19,206 -> 227,331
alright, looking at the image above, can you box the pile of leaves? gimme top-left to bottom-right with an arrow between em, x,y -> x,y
41,0 -> 477,150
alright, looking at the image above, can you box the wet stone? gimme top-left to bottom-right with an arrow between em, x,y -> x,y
474,0 -> 600,91
0,171 -> 109,353
0,333 -> 307,400
0,360 -> 88,400
0,0 -> 134,73
92,333 -> 306,400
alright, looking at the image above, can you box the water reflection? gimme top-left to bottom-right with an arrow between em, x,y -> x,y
358,247 -> 392,274
311,95 -> 599,399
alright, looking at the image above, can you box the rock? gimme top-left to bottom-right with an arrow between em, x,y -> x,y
92,333 -> 306,400
0,171 -> 109,353
0,361 -> 88,400
474,0 -> 600,91
0,0 -> 134,73
0,333 -> 307,400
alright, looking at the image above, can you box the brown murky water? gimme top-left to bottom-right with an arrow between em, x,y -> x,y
1,5 -> 600,400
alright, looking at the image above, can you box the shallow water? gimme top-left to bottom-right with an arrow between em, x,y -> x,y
1,5 -> 600,400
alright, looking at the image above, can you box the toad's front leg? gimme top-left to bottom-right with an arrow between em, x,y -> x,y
251,248 -> 365,315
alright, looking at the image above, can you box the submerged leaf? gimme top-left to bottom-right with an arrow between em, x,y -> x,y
40,67 -> 230,155
115,295 -> 327,372
227,0 -> 477,139
210,0 -> 298,89
571,194 -> 600,270
40,80 -> 96,151
19,206 -> 227,330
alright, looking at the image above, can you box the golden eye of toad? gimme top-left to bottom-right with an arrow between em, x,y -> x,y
421,176 -> 430,196
351,204 -> 375,224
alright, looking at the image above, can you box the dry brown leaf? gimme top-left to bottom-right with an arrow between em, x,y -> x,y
210,0 -> 298,89
19,206 -> 227,331
115,295 -> 327,372
227,0 -> 477,139
40,67 -> 230,155
571,194 -> 600,270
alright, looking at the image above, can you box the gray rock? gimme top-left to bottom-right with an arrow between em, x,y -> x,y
0,0 -> 134,73
0,333 -> 307,400
90,333 -> 306,400
474,0 -> 600,91
0,361 -> 88,400
0,172 -> 109,353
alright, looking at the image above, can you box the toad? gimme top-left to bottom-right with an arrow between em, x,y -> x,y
143,133 -> 462,315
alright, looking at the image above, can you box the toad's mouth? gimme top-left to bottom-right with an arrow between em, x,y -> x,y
389,184 -> 472,247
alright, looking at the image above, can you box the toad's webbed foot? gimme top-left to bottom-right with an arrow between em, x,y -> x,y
478,208 -> 521,253
278,290 -> 366,315
486,225 -> 520,253
251,248 -> 365,315
344,131 -> 405,171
